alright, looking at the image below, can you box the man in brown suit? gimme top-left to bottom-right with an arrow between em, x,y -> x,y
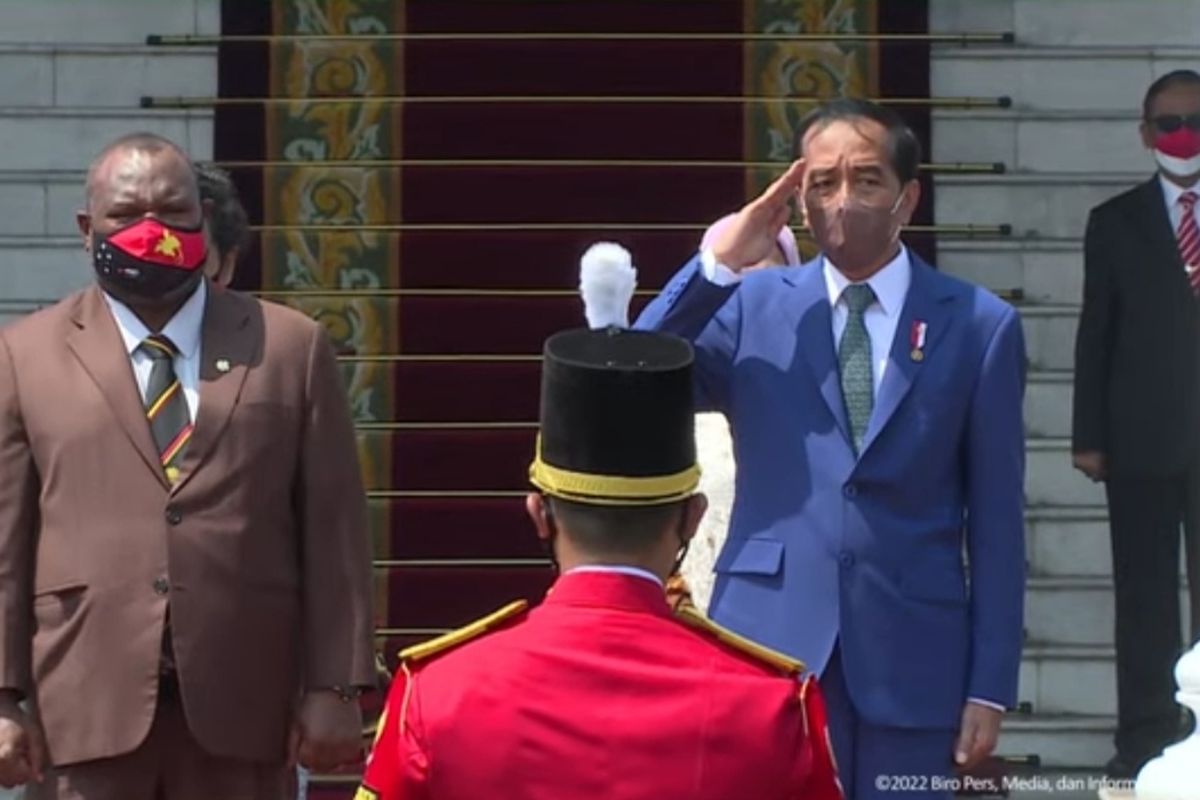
0,133 -> 376,798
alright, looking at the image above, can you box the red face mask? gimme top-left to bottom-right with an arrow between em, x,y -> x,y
1155,127 -> 1200,160
92,218 -> 208,301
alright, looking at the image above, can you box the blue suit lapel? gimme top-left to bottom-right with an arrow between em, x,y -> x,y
788,261 -> 853,450
859,257 -> 957,456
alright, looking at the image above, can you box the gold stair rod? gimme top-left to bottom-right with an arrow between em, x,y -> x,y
252,223 -> 1013,234
216,158 -> 1006,173
144,94 -> 1010,108
148,32 -> 1015,45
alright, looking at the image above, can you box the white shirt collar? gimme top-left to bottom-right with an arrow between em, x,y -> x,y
1159,173 -> 1194,208
563,565 -> 665,588
102,280 -> 207,359
823,245 -> 911,316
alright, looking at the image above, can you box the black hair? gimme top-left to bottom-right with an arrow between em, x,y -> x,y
194,162 -> 249,259
791,98 -> 922,184
1143,69 -> 1200,120
547,497 -> 685,559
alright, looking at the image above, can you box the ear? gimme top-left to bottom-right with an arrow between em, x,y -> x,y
678,493 -> 709,546
76,211 -> 93,255
525,493 -> 552,543
898,179 -> 922,225
1140,119 -> 1157,150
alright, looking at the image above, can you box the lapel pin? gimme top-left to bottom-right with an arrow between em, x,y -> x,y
215,358 -> 231,373
910,320 -> 928,362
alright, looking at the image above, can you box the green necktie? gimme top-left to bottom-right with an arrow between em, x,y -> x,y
838,283 -> 876,454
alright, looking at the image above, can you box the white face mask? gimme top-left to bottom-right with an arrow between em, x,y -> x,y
1154,149 -> 1200,179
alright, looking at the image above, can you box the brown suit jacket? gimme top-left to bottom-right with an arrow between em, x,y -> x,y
0,283 -> 375,767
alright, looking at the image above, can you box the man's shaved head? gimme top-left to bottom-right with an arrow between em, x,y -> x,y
84,132 -> 199,211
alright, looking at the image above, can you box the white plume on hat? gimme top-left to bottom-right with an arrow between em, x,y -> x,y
579,242 -> 638,329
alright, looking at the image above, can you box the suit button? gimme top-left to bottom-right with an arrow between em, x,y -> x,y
153,578 -> 169,595
839,552 -> 855,568
843,484 -> 858,498
165,507 -> 182,525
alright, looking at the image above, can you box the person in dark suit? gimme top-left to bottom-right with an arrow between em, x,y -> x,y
1072,69 -> 1200,778
0,133 -> 376,798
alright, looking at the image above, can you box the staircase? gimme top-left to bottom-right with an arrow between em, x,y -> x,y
930,0 -> 1199,768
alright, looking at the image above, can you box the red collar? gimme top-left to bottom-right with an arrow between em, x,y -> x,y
541,571 -> 672,618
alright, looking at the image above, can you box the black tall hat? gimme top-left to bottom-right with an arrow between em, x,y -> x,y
528,242 -> 700,506
529,327 -> 700,505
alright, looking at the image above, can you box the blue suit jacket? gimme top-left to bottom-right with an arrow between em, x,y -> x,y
636,253 -> 1027,729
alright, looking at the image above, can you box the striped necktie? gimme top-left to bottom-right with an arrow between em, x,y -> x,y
1179,191 -> 1200,295
139,334 -> 192,484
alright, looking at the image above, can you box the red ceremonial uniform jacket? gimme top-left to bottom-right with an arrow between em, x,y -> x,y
358,570 -> 842,800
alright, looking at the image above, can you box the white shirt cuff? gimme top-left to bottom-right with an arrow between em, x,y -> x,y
699,248 -> 743,287
967,697 -> 1007,713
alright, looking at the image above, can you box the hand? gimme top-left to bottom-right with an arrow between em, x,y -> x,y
1072,450 -> 1107,482
953,702 -> 1002,771
711,159 -> 805,271
0,696 -> 45,788
289,690 -> 364,773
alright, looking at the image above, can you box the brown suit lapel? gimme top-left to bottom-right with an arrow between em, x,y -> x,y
172,286 -> 258,494
66,286 -> 167,487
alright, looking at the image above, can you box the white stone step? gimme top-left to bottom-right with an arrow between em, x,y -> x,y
998,714 -> 1113,768
1026,576 -> 1190,647
1019,644 -> 1115,717
0,0 -> 218,45
939,240 -> 1082,306
933,110 -> 1154,174
0,108 -> 213,172
1027,507 -> 1109,578
1028,437 -> 1102,507
934,173 -> 1140,239
930,0 -> 1200,47
0,236 -> 89,302
1025,371 -> 1071,439
933,47 -> 1200,112
0,45 -> 215,108
1021,305 -> 1078,372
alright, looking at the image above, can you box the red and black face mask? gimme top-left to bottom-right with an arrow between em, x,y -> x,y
92,218 -> 208,301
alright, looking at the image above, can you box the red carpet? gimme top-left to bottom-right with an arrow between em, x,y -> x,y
215,0 -> 929,793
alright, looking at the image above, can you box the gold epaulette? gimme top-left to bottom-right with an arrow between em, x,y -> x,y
398,599 -> 529,665
675,605 -> 805,675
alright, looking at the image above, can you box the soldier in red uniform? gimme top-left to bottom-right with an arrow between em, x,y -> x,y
358,324 -> 843,800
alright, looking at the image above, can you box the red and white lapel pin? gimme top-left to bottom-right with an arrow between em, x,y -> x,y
910,320 -> 928,362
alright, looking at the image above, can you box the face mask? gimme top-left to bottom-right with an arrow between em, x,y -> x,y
806,191 -> 905,273
92,218 -> 208,301
1153,128 -> 1200,178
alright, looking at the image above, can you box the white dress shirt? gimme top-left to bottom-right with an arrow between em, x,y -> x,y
823,247 -> 911,396
1159,173 -> 1200,236
563,564 -> 665,588
102,281 -> 206,420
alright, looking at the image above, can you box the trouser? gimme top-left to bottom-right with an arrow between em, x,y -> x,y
27,675 -> 293,800
821,646 -> 958,800
1106,465 -> 1200,762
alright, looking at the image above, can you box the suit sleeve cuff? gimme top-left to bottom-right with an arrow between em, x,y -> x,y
699,248 -> 743,287
967,696 -> 1008,713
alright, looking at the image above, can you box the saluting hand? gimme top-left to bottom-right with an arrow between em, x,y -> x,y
710,159 -> 806,272
0,696 -> 45,788
289,690 -> 364,773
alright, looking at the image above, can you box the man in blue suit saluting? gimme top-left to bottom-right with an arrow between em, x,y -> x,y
637,98 -> 1027,799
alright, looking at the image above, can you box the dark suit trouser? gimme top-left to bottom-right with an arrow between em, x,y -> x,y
1106,464 -> 1200,762
27,676 -> 293,800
